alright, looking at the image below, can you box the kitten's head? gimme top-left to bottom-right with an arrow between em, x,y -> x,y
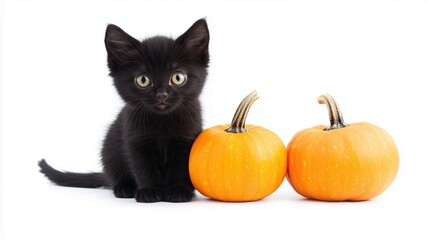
105,19 -> 209,114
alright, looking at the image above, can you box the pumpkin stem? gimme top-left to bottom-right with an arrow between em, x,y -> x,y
225,90 -> 259,133
317,94 -> 349,131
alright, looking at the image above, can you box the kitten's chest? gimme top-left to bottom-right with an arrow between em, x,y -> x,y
122,105 -> 202,148
145,118 -> 187,140
129,123 -> 183,167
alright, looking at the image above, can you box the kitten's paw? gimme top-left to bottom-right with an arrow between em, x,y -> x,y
113,184 -> 136,198
163,186 -> 194,202
135,188 -> 162,203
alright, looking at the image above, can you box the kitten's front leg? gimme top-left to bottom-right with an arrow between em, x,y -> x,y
163,140 -> 195,202
127,139 -> 163,203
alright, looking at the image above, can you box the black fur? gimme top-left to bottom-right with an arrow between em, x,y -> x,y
38,19 -> 210,203
38,159 -> 105,188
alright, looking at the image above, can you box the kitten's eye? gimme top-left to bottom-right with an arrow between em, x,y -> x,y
135,75 -> 151,88
170,72 -> 187,86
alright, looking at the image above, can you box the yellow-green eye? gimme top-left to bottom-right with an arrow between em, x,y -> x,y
170,72 -> 187,86
135,75 -> 151,88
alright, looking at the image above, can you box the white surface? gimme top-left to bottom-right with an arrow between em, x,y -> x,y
1,0 -> 428,239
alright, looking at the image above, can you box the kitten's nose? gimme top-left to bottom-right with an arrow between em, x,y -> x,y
156,91 -> 169,102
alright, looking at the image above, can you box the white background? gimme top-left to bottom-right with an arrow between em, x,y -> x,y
1,0 -> 429,239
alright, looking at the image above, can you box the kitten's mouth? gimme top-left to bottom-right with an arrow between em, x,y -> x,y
156,103 -> 169,110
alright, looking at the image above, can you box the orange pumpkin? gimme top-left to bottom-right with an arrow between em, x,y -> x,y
189,91 -> 286,202
286,94 -> 399,201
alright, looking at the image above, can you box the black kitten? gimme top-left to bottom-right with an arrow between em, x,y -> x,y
39,19 -> 210,203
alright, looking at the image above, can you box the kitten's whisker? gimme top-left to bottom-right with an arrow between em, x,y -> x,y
177,104 -> 193,125
136,104 -> 148,136
124,104 -> 138,130
124,102 -> 145,135
125,99 -> 142,105
134,103 -> 147,135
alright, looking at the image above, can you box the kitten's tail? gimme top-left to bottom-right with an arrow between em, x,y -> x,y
38,159 -> 106,188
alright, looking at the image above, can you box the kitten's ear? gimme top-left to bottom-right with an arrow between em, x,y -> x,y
105,24 -> 140,70
175,19 -> 210,65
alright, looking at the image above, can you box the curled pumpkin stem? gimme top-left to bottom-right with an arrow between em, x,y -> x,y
225,91 -> 259,133
317,94 -> 349,131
